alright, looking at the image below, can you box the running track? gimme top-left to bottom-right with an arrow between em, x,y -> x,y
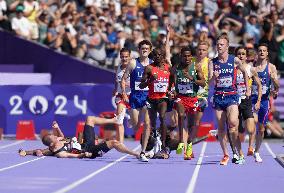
0,140 -> 283,193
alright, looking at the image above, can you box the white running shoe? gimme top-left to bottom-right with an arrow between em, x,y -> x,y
145,150 -> 155,159
254,152 -> 263,163
139,153 -> 149,162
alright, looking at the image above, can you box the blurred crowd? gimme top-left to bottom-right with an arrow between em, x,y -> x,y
1,0 -> 284,71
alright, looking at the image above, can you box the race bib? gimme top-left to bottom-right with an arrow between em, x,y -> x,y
252,85 -> 267,95
237,85 -> 246,96
135,81 -> 149,91
178,83 -> 193,94
154,82 -> 168,93
216,76 -> 232,87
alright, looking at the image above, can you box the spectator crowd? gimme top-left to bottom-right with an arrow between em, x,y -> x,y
0,0 -> 284,72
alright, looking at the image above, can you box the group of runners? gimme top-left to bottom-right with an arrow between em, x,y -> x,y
19,26 -> 279,165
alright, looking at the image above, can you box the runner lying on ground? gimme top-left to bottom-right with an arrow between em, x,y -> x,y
19,117 -> 140,159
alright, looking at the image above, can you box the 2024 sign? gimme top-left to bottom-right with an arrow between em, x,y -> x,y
9,95 -> 87,115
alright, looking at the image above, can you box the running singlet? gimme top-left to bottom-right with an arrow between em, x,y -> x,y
116,64 -> 131,94
252,63 -> 271,100
213,55 -> 237,94
196,57 -> 209,98
148,63 -> 170,99
130,58 -> 153,92
175,63 -> 199,97
237,65 -> 253,99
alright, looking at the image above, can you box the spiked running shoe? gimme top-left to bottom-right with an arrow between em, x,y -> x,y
235,155 -> 245,164
247,147 -> 254,156
232,153 -> 239,163
220,155 -> 229,165
254,152 -> 263,163
176,143 -> 184,154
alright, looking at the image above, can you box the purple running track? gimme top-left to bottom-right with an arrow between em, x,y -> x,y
0,140 -> 283,193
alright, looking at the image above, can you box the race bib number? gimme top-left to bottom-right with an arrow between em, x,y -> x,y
237,85 -> 246,96
216,76 -> 232,88
135,81 -> 149,91
252,85 -> 267,95
178,83 -> 193,94
154,82 -> 168,93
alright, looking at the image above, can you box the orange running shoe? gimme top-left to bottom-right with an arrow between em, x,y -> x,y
247,147 -> 254,156
220,155 -> 229,165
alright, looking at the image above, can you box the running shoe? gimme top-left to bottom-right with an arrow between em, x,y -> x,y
145,150 -> 155,159
184,143 -> 192,160
176,143 -> 184,154
220,155 -> 229,165
247,147 -> 254,156
235,155 -> 245,165
139,152 -> 149,162
254,152 -> 263,163
232,153 -> 239,163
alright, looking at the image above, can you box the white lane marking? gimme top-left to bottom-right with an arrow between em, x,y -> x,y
0,141 -> 25,149
185,142 -> 207,193
53,145 -> 140,193
264,142 -> 276,158
0,157 -> 45,172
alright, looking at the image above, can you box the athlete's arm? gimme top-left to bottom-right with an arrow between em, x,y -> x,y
208,60 -> 215,83
121,60 -> 135,100
235,57 -> 249,97
195,63 -> 206,87
113,68 -> 119,96
270,64 -> 280,93
139,65 -> 152,89
168,66 -> 177,96
251,66 -> 262,110
56,151 -> 85,158
52,121 -> 65,138
19,148 -> 52,157
165,24 -> 172,66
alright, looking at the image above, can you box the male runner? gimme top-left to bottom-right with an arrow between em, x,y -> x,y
19,117 -> 139,159
121,40 -> 153,162
234,46 -> 262,164
251,43 -> 279,163
209,33 -> 249,165
139,47 -> 171,158
113,48 -> 132,143
171,47 -> 205,160
189,41 -> 210,158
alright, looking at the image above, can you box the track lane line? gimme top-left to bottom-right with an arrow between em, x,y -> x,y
0,140 -> 25,149
264,142 -> 276,158
0,156 -> 45,172
53,145 -> 140,193
185,142 -> 207,193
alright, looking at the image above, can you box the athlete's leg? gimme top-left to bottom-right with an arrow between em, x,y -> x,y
216,109 -> 228,156
116,103 -> 126,143
106,140 -> 139,157
129,109 -> 139,133
157,101 -> 168,149
140,107 -> 151,153
84,116 -> 117,145
245,118 -> 256,150
226,104 -> 240,155
176,102 -> 186,143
